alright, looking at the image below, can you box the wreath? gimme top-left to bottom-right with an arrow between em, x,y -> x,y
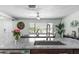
17,22 -> 25,30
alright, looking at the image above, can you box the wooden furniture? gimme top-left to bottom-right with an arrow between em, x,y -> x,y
30,49 -> 79,54
0,49 -> 79,54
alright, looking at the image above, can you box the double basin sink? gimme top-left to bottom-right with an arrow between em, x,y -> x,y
34,41 -> 65,45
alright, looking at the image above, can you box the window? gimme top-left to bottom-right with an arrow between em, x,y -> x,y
29,23 -> 53,34
29,23 -> 54,42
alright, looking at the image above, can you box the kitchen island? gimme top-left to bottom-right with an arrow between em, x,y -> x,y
0,38 -> 79,54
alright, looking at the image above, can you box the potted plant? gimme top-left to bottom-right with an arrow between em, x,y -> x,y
12,28 -> 21,41
55,23 -> 65,38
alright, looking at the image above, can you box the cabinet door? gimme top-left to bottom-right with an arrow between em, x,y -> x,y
73,49 -> 79,54
0,19 -> 13,47
3,20 -> 13,40
0,20 -> 4,43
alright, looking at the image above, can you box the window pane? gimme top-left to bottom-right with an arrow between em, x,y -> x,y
29,23 -> 53,34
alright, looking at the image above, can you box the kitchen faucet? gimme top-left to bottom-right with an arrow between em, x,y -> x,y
46,24 -> 51,41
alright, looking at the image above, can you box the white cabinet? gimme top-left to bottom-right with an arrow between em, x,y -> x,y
0,18 -> 13,47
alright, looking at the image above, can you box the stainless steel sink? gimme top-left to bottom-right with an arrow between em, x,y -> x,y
34,41 -> 65,45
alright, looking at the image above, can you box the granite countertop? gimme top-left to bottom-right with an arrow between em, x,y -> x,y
25,38 -> 79,49
0,38 -> 79,49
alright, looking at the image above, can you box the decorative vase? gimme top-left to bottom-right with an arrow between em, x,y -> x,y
14,36 -> 21,48
60,33 -> 63,38
14,35 -> 20,41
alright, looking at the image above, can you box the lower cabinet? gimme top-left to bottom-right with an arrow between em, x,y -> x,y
0,49 -> 30,54
0,49 -> 79,54
30,49 -> 79,54
73,49 -> 79,54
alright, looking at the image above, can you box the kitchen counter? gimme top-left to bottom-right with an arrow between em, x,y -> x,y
0,38 -> 79,54
24,38 -> 79,49
0,38 -> 79,49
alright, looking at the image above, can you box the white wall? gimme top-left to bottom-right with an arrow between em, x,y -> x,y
62,11 -> 79,37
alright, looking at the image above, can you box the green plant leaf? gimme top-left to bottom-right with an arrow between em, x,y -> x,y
55,23 -> 65,37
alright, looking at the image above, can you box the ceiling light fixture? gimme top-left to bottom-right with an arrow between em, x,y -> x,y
36,11 -> 40,20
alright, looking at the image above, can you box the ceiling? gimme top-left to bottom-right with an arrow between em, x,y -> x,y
0,5 -> 79,18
